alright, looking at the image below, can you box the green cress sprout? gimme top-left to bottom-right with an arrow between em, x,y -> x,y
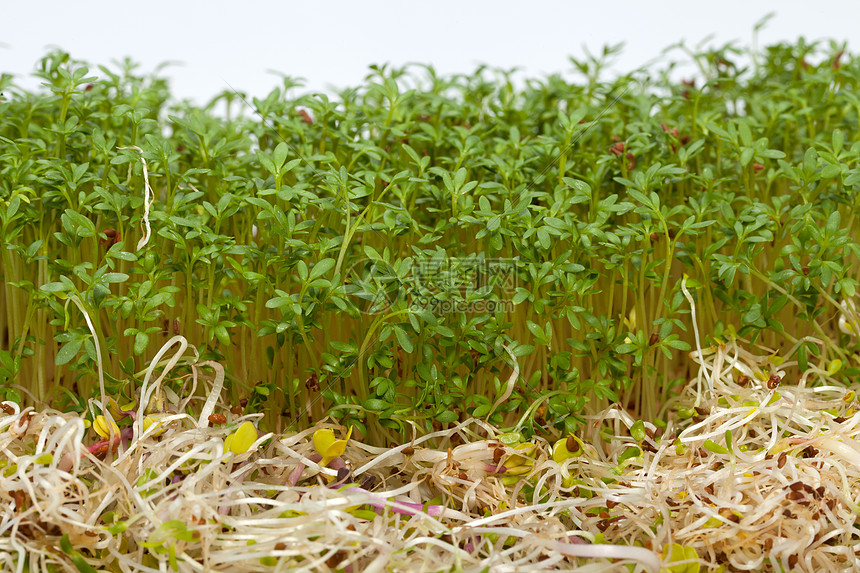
3,33 -> 860,571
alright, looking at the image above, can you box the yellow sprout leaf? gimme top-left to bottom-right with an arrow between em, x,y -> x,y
828,359 -> 843,376
313,426 -> 353,465
224,421 -> 259,455
624,308 -> 637,331
93,415 -> 120,439
769,437 -> 790,455
661,543 -> 700,573
509,442 -> 536,460
106,397 -> 123,421
142,414 -> 168,437
552,435 -> 584,464
505,442 -> 537,475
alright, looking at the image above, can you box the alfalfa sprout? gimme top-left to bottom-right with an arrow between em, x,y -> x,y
4,294 -> 860,571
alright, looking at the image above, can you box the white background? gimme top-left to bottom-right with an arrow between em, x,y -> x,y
2,1 -> 857,103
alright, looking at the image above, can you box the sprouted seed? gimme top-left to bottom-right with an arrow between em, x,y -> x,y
3,319 -> 860,572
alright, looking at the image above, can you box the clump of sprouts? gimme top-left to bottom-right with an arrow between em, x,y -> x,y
3,290 -> 860,572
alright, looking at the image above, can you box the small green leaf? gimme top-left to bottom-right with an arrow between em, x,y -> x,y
617,446 -> 641,463
107,520 -> 128,535
61,533 -> 75,555
296,260 -> 308,281
630,420 -> 646,442
308,258 -> 335,281
102,272 -> 129,284
803,147 -> 818,175
214,324 -> 231,347
56,338 -> 83,366
394,325 -> 414,353
826,211 -> 840,236
41,281 -> 70,293
435,410 -> 458,423
703,440 -> 728,455
662,543 -> 700,573
552,435 -> 583,463
536,228 -> 551,250
273,142 -> 289,170
499,432 -> 522,445
60,534 -> 98,573
511,344 -> 535,357
512,288 -> 530,304
833,129 -> 844,154
797,343 -> 808,372
134,331 -> 149,355
363,398 -> 388,411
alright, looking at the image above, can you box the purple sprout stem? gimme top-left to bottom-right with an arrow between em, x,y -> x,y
284,455 -> 446,517
85,427 -> 134,454
339,487 -> 445,517
286,453 -> 323,486
59,427 -> 135,472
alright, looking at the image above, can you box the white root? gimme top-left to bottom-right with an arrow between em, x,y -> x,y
485,345 -> 519,422
118,145 -> 155,251
5,304 -> 860,572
